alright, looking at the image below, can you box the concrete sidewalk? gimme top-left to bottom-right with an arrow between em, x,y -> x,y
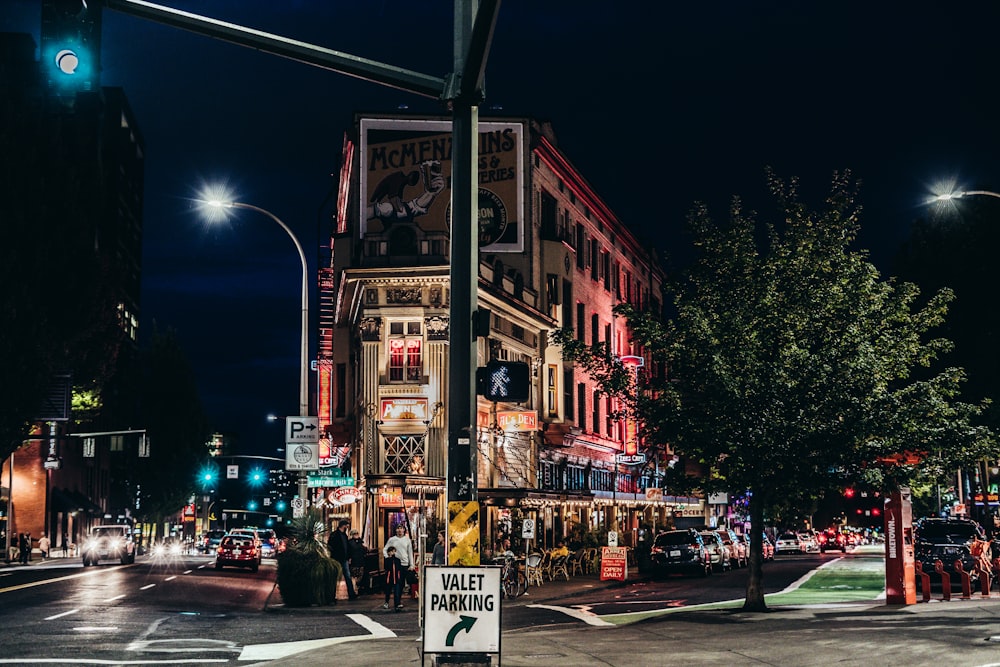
257,553 -> 1000,667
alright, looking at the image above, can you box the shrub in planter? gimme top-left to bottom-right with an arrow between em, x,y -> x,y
275,509 -> 342,606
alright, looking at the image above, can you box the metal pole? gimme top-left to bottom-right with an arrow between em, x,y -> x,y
228,202 -> 311,507
445,0 -> 480,565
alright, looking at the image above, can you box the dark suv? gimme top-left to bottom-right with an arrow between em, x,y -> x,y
914,518 -> 988,583
649,529 -> 711,578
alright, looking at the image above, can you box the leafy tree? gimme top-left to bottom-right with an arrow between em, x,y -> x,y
554,171 -> 996,611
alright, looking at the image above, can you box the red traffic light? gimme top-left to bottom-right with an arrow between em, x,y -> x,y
844,488 -> 855,499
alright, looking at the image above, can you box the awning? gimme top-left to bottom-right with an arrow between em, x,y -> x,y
50,489 -> 103,515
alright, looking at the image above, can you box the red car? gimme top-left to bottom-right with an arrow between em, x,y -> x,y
215,534 -> 260,572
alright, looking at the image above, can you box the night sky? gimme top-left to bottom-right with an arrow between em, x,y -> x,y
6,1 -> 1000,455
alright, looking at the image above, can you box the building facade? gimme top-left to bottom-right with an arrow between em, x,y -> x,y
318,114 -> 697,561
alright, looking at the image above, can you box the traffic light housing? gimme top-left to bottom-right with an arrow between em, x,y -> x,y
41,0 -> 102,100
476,360 -> 530,402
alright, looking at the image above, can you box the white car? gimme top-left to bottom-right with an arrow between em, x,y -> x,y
774,532 -> 801,555
81,525 -> 136,566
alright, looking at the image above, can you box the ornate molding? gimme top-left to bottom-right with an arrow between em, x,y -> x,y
386,286 -> 423,304
425,316 -> 449,341
359,317 -> 382,341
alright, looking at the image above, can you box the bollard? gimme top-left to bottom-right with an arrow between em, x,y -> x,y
915,561 -> 932,602
934,560 -> 951,601
980,564 -> 992,598
954,559 -> 972,599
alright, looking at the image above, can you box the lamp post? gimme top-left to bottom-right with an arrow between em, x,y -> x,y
930,190 -> 1000,203
202,198 -> 311,504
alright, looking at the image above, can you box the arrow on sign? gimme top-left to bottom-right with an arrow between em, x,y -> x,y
446,615 -> 477,647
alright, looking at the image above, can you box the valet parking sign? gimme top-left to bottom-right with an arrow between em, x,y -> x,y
423,566 -> 501,657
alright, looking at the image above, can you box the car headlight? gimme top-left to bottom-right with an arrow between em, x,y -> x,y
83,539 -> 97,552
169,543 -> 182,556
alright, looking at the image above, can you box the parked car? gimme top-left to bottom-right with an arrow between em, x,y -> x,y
760,533 -> 775,561
715,529 -> 748,568
775,531 -> 801,555
215,534 -> 260,572
914,517 -> 988,585
818,529 -> 847,553
649,529 -> 712,578
699,531 -> 732,572
797,531 -> 820,553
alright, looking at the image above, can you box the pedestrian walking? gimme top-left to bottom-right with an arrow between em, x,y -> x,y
432,530 -> 446,565
38,534 -> 50,560
384,523 -> 416,598
348,530 -> 367,592
381,545 -> 405,611
326,519 -> 358,600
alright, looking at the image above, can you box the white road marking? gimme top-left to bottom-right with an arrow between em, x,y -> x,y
140,584 -> 155,590
0,568 -> 104,594
72,627 -> 118,632
104,595 -> 126,602
525,603 -> 615,626
182,570 -> 192,574
44,609 -> 79,620
164,576 -> 176,581
237,614 -> 395,661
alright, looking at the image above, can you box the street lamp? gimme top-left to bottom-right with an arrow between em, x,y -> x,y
198,194 -> 311,505
929,190 -> 1000,203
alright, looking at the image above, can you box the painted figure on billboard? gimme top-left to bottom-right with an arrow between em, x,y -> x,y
366,159 -> 446,225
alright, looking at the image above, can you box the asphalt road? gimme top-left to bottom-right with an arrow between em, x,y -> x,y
0,549 -> 857,664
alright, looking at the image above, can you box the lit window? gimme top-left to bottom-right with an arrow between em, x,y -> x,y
388,321 -> 423,382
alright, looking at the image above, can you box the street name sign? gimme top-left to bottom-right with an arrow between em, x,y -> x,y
423,566 -> 501,656
285,416 -> 319,443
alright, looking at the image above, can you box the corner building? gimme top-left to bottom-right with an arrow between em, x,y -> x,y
320,114 -> 691,561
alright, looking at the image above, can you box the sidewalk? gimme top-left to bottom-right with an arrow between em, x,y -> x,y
261,554 -> 1000,667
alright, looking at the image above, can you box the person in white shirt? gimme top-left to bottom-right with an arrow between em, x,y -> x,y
383,524 -> 416,599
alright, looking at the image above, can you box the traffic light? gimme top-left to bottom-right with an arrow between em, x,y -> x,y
476,360 -> 530,402
40,0 -> 102,99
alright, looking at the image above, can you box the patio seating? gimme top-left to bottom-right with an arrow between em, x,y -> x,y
525,553 -> 545,586
581,547 -> 598,574
540,550 -> 553,580
567,549 -> 586,576
550,554 -> 570,581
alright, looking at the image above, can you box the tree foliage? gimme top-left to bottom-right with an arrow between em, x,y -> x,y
554,171 -> 996,611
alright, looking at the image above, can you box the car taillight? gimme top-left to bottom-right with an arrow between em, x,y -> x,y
650,546 -> 663,554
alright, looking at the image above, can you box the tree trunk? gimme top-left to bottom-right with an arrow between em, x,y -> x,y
742,493 -> 767,611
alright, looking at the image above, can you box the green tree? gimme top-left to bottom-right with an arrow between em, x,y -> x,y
554,171 -> 996,611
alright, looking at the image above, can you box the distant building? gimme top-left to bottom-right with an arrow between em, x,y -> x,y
0,4 -> 144,554
318,114 -> 688,556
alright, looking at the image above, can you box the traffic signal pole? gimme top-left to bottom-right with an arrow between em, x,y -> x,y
103,0 -> 501,567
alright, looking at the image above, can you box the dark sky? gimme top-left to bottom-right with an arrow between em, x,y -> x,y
6,1 -> 1000,455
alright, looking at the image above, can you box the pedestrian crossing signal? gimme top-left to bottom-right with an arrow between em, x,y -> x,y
476,361 -> 530,403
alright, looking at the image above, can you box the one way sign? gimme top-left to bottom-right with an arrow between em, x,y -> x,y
285,416 -> 320,444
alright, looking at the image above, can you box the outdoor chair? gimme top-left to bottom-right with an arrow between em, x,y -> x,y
540,550 -> 553,580
568,549 -> 585,576
582,547 -> 598,574
550,554 -> 570,581
525,553 -> 545,586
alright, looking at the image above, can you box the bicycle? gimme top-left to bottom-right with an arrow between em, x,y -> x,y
499,554 -> 527,600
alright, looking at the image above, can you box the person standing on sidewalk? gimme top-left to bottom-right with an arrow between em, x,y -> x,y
432,530 -> 446,565
38,534 -> 49,560
383,524 -> 415,606
19,533 -> 30,564
326,519 -> 358,601
381,545 -> 405,611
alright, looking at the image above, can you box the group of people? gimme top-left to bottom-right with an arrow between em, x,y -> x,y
327,521 -> 450,612
6,533 -> 51,564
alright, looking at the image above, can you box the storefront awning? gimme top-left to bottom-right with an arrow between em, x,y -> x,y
479,487 -> 594,508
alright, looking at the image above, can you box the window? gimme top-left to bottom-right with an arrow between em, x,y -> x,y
592,392 -> 601,436
540,191 -> 558,239
576,303 -> 585,341
602,251 -> 611,291
575,224 -> 585,268
591,314 -> 599,347
590,239 -> 599,280
577,383 -> 586,431
547,365 -> 558,417
388,321 -> 423,382
564,369 -> 574,420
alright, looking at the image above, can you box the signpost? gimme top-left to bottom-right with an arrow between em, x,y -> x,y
422,565 -> 501,660
600,546 -> 628,582
284,415 -> 319,471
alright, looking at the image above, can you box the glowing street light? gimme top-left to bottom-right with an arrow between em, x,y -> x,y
198,193 -> 310,421
928,190 -> 1000,203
